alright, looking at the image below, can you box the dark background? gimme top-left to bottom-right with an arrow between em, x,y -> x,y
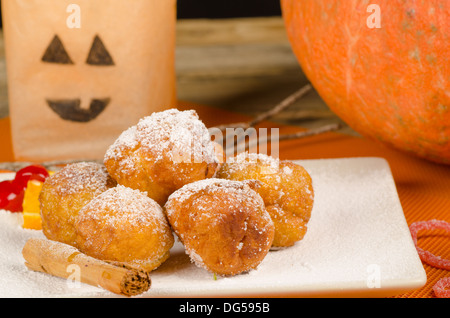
177,0 -> 282,19
0,0 -> 283,27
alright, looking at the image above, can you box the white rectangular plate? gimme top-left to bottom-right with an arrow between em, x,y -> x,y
0,158 -> 426,298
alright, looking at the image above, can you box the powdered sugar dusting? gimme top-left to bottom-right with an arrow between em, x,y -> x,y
165,178 -> 265,219
227,152 -> 280,174
165,178 -> 274,274
104,109 -> 218,166
232,152 -> 279,165
282,166 -> 293,175
137,109 -> 217,163
0,158 -> 426,297
43,162 -> 114,197
77,185 -> 168,232
103,125 -> 139,174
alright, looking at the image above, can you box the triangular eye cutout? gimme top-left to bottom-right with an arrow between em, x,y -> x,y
86,35 -> 115,66
42,35 -> 74,64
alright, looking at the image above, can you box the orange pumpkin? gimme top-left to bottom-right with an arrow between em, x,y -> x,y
281,0 -> 450,164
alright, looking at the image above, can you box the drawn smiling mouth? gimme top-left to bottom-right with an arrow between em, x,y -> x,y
46,98 -> 110,123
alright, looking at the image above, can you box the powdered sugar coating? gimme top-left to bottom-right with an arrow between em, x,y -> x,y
104,109 -> 218,166
233,152 -> 279,163
43,161 -> 115,197
103,125 -> 139,176
77,185 -> 168,232
75,185 -> 174,272
138,109 -> 217,163
103,109 -> 221,205
39,162 -> 117,246
216,152 -> 315,247
165,178 -> 265,219
165,178 -> 274,275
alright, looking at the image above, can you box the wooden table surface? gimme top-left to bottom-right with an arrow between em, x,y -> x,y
0,17 -> 356,136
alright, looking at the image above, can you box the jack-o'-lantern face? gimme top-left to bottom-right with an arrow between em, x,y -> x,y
3,0 -> 177,161
41,34 -> 114,122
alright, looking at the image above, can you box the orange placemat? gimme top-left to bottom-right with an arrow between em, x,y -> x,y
1,102 -> 449,298
275,129 -> 450,298
0,117 -> 14,163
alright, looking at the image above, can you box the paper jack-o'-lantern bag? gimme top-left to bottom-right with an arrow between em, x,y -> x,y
2,0 -> 177,161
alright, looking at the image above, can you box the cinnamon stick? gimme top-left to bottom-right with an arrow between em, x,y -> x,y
22,238 -> 151,297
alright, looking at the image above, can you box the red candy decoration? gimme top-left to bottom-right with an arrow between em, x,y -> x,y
0,180 -> 24,212
13,165 -> 49,191
409,219 -> 450,298
0,164 -> 49,213
432,277 -> 450,298
410,220 -> 450,271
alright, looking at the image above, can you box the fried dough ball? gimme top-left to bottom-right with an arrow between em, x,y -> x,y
104,109 -> 220,206
75,185 -> 174,272
164,178 -> 274,276
39,162 -> 116,246
216,152 -> 314,248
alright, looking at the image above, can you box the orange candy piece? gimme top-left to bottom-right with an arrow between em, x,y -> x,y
22,179 -> 44,230
22,212 -> 42,230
